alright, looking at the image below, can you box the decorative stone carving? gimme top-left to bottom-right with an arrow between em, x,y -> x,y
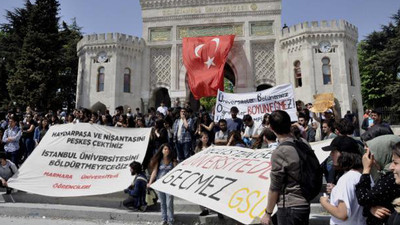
178,24 -> 243,39
150,48 -> 172,89
140,0 -> 278,9
149,28 -> 172,42
252,42 -> 276,86
250,21 -> 274,36
143,10 -> 281,22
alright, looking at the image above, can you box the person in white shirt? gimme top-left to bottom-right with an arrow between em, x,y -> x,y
320,136 -> 366,225
157,102 -> 168,116
242,114 -> 258,146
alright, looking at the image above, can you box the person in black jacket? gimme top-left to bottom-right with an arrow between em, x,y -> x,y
123,161 -> 148,211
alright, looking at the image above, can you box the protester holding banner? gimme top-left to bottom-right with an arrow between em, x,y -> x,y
261,110 -> 310,225
148,143 -> 178,225
0,152 -> 18,194
123,161 -> 148,212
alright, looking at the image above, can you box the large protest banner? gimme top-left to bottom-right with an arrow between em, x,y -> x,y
8,123 -> 151,197
151,140 -> 331,224
214,83 -> 297,123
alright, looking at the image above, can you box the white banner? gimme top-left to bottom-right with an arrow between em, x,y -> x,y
151,140 -> 331,224
214,83 -> 297,123
8,123 -> 151,197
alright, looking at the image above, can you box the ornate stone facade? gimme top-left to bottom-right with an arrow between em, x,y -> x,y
76,0 -> 363,122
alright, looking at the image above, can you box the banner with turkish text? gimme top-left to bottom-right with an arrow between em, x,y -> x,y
8,123 -> 151,197
183,35 -> 235,99
151,141 -> 331,224
214,83 -> 297,123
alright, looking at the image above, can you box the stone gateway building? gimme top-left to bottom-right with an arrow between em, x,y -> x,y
76,0 -> 362,120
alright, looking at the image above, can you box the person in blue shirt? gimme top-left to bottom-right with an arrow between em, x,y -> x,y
2,116 -> 21,165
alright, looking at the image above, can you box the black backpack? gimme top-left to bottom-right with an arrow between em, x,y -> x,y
281,139 -> 323,202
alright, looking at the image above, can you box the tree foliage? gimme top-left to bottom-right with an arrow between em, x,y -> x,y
200,77 -> 234,111
0,0 -> 82,112
359,9 -> 400,109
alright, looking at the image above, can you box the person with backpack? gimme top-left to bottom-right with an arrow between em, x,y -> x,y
0,152 -> 18,194
320,136 -> 366,225
261,110 -> 318,225
123,161 -> 148,211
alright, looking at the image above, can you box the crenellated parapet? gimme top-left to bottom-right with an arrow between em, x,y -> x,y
140,0 -> 280,9
77,33 -> 146,54
280,20 -> 358,46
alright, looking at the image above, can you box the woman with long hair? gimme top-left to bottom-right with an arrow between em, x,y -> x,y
227,130 -> 246,147
195,132 -> 211,154
148,144 -> 177,225
33,118 -> 49,147
320,136 -> 366,225
196,112 -> 215,143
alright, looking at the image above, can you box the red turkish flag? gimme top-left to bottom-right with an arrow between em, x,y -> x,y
183,35 -> 235,100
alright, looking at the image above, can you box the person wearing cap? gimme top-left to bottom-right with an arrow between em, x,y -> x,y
320,136 -> 366,225
261,110 -> 310,225
226,106 -> 243,134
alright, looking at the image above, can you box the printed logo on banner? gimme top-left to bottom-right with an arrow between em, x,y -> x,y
8,123 -> 151,197
214,83 -> 297,123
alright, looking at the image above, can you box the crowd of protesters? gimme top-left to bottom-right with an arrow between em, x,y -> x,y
2,101 -> 400,225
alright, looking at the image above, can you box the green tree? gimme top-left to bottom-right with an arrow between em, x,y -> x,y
50,19 -> 82,111
1,0 -> 81,112
200,77 -> 234,111
359,9 -> 400,109
7,0 -> 61,110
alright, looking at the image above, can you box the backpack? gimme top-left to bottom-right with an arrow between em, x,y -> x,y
280,139 -> 323,202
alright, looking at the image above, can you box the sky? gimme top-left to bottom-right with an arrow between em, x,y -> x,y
1,0 -> 400,41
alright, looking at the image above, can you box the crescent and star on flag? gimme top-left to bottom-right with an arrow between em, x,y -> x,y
194,37 -> 220,69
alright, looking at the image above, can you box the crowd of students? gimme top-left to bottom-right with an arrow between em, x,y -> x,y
1,102 -> 400,225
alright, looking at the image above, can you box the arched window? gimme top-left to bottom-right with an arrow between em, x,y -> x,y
293,60 -> 302,87
322,57 -> 332,85
123,68 -> 131,93
349,60 -> 354,86
97,67 -> 105,92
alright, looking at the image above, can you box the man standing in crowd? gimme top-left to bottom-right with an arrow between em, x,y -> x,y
370,109 -> 392,130
298,112 -> 316,142
2,117 -> 22,165
173,107 -> 193,161
261,110 -> 310,225
157,101 -> 168,116
226,106 -> 243,133
214,119 -> 228,146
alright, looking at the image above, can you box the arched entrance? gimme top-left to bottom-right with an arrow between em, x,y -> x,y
91,101 -> 107,114
187,63 -> 236,111
256,84 -> 273,91
152,88 -> 171,108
